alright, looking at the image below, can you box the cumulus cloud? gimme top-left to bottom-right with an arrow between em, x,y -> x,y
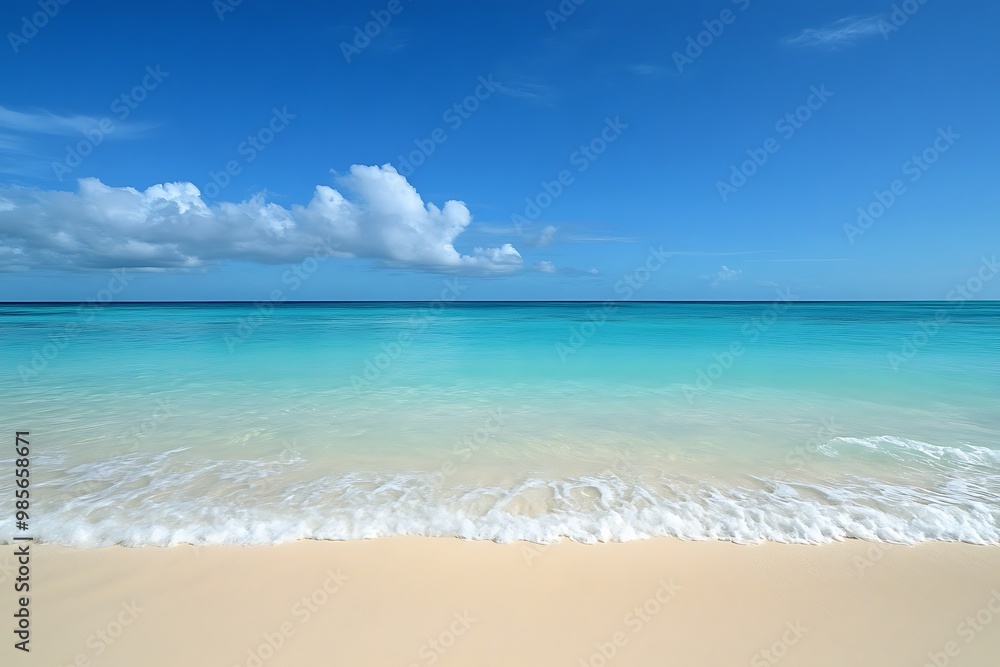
536,260 -> 556,273
0,164 -> 522,274
784,15 -> 885,48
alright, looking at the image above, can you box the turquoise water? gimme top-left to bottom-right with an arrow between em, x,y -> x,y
1,302 -> 998,546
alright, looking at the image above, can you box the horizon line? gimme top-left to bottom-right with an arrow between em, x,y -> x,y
2,300 -> 997,305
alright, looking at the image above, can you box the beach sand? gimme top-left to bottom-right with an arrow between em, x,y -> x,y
5,538 -> 999,666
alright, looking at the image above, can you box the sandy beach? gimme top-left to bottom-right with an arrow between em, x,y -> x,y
3,538 -> 997,666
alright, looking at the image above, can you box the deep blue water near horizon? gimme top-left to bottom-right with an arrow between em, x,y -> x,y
1,301 -> 997,546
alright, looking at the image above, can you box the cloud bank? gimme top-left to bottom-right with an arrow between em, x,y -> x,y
0,164 -> 522,274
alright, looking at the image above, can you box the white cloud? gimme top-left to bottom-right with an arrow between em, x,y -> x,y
629,63 -> 665,78
537,260 -> 556,273
708,265 -> 741,287
784,15 -> 885,48
0,164 -> 522,274
493,77 -> 553,103
0,105 -> 148,138
536,225 -> 557,247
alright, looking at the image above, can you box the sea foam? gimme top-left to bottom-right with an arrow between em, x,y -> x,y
5,440 -> 998,548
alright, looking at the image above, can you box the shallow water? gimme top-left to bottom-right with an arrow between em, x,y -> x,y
1,302 -> 997,546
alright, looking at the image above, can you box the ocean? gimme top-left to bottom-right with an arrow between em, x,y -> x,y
1,301 -> 998,547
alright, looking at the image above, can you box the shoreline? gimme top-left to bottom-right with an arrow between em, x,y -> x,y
6,537 -> 999,666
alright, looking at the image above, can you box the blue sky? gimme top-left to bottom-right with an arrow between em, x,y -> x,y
1,0 -> 998,300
